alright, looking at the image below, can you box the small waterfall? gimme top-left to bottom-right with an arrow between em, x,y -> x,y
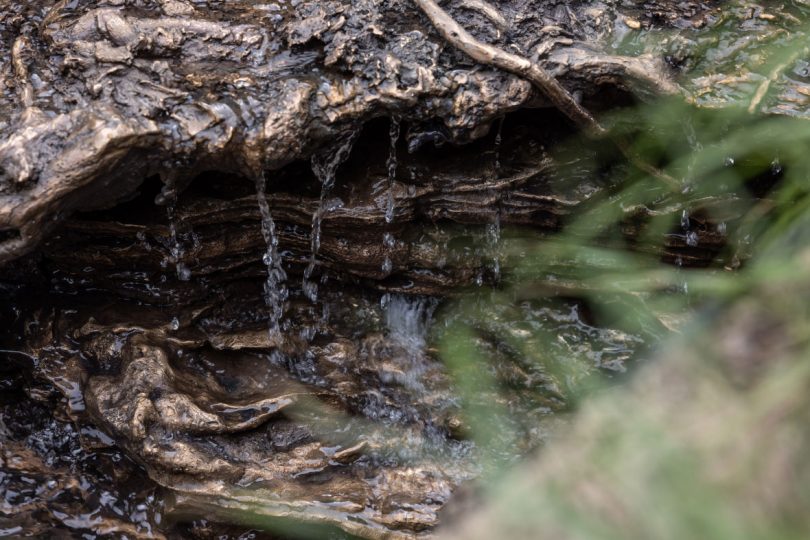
382,117 -> 401,274
161,172 -> 191,281
385,294 -> 436,352
384,293 -> 438,395
304,132 -> 358,302
255,172 -> 288,335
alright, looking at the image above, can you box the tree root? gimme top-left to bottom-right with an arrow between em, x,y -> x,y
455,0 -> 508,33
413,0 -> 682,190
413,0 -> 604,136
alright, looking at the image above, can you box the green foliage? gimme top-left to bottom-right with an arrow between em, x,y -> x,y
437,3 -> 810,538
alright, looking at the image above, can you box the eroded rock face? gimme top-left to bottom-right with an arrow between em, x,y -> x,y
1,0 -> 805,538
0,0 -> 695,262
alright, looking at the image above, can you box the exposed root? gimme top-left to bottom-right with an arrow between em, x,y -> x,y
413,0 -> 682,190
413,0 -> 605,136
455,0 -> 508,32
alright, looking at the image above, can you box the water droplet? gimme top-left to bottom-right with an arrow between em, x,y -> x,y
680,209 -> 690,230
170,317 -> 180,331
724,156 -> 735,167
686,231 -> 699,247
717,222 -> 727,235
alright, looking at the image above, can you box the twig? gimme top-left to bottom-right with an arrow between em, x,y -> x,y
413,0 -> 681,190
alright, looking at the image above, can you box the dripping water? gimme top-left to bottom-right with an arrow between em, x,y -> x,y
486,214 -> 501,281
160,172 -> 191,282
256,172 -> 288,336
493,115 -> 504,179
487,117 -> 505,283
383,117 -> 401,274
382,233 -> 395,274
304,132 -> 358,302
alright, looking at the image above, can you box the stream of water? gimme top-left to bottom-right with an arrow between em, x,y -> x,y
255,172 -> 288,335
303,132 -> 358,302
382,117 -> 401,275
161,172 -> 192,282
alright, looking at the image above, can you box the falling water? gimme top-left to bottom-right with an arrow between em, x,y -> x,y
160,172 -> 191,281
493,116 -> 504,179
487,117 -> 505,282
255,172 -> 288,335
382,117 -> 401,274
303,132 -> 358,302
385,294 -> 437,364
680,209 -> 698,247
486,215 -> 501,281
382,233 -> 395,274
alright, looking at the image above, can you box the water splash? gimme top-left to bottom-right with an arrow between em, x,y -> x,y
385,294 -> 437,359
304,132 -> 358,302
256,172 -> 288,335
160,172 -> 191,281
382,117 -> 401,274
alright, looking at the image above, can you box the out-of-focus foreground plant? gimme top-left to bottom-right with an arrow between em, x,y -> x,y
438,4 -> 810,538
